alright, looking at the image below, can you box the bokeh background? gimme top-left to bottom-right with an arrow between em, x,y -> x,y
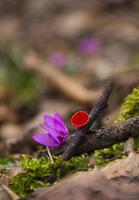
0,0 -> 139,155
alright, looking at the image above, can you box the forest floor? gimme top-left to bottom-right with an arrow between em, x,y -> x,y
0,1 -> 139,199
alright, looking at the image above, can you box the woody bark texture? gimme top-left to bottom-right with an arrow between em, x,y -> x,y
62,81 -> 113,160
75,116 -> 139,156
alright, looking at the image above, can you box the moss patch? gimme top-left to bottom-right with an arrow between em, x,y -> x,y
10,154 -> 90,199
0,157 -> 13,165
94,143 -> 124,167
116,88 -> 139,122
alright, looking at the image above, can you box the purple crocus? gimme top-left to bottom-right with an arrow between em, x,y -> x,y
78,38 -> 99,55
32,113 -> 69,147
49,52 -> 65,68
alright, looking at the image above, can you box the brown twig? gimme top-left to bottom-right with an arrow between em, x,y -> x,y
24,51 -> 101,105
75,116 -> 139,156
62,81 -> 113,160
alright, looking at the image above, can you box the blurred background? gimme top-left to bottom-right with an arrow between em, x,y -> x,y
0,0 -> 139,156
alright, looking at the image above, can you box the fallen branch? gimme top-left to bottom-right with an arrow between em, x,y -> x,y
74,116 -> 139,156
62,81 -> 113,160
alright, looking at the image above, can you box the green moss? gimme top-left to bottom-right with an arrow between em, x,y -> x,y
0,42 -> 41,106
0,157 -> 13,165
94,88 -> 139,166
10,172 -> 48,199
117,88 -> 139,149
94,143 -> 124,167
0,158 -> 14,179
10,154 -> 90,199
116,88 -> 139,122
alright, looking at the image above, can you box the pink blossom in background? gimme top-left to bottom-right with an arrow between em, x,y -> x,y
78,38 -> 99,55
49,52 -> 65,67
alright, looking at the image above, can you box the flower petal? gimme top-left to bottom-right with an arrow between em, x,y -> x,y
40,122 -> 67,139
43,114 -> 56,128
55,113 -> 68,133
59,133 -> 68,144
39,124 -> 48,131
32,133 -> 60,147
44,126 -> 61,143
44,113 -> 68,135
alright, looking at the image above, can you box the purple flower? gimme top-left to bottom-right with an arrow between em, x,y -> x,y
32,113 -> 69,147
49,52 -> 65,68
78,38 -> 99,55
